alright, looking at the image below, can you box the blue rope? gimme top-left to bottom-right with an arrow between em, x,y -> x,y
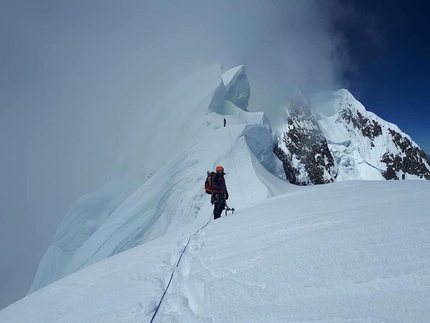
149,215 -> 212,323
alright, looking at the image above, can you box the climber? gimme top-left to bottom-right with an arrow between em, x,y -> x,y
211,165 -> 229,219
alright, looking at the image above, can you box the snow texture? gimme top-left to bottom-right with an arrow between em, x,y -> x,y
2,181 -> 430,323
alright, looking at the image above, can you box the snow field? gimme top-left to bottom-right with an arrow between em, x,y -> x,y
154,180 -> 430,323
2,180 -> 429,322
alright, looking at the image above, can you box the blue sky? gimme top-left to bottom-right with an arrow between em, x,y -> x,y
344,0 -> 430,153
0,0 -> 429,310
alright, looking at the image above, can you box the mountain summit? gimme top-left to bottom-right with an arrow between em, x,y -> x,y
275,89 -> 430,183
274,93 -> 337,185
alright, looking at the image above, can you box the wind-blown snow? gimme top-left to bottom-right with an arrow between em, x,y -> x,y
2,181 -> 430,323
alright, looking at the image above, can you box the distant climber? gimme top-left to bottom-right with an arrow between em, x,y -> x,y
211,165 -> 229,219
224,118 -> 226,127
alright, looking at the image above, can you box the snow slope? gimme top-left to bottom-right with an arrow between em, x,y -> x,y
2,180 -> 430,323
29,64 -> 284,293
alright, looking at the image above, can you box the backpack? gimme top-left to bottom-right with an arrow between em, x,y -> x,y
205,171 -> 215,194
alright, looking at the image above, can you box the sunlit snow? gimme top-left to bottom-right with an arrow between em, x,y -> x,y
1,180 -> 429,322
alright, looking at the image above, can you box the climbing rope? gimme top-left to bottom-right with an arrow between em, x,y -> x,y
226,124 -> 248,205
150,119 -> 247,322
149,212 -> 212,323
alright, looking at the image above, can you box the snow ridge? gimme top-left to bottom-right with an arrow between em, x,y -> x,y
29,65 -> 285,293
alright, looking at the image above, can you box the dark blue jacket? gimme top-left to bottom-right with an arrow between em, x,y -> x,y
212,172 -> 228,194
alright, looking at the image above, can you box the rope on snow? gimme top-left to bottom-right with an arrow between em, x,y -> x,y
149,213 -> 212,323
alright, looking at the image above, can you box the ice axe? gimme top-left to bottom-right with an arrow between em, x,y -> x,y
224,203 -> 235,216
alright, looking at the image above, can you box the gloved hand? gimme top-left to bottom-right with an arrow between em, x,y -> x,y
225,192 -> 229,200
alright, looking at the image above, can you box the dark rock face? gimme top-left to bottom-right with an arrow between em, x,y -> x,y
274,98 -> 336,185
339,103 -> 382,149
381,129 -> 430,180
275,90 -> 430,184
337,94 -> 430,179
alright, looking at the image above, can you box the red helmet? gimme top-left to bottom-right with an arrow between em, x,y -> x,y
215,165 -> 224,173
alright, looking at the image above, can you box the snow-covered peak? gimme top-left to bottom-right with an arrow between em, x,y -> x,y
311,89 -> 364,118
274,88 -> 430,183
309,89 -> 430,180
